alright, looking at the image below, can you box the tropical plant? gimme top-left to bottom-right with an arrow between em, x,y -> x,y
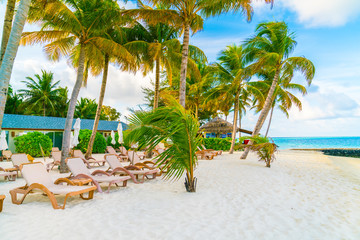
0,0 -> 33,131
127,98 -> 202,192
76,129 -> 107,154
5,85 -> 24,114
101,105 -> 121,121
21,0 -> 133,171
240,135 -> 277,167
18,70 -> 64,116
252,71 -> 308,137
126,0 -> 274,108
206,44 -> 263,154
74,98 -> 105,120
241,21 -> 315,159
14,131 -> 53,157
125,21 -> 180,109
203,137 -> 231,151
84,18 -> 136,159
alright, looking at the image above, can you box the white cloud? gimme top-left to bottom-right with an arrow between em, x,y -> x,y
279,0 -> 360,27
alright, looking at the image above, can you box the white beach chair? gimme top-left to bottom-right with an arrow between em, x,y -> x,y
9,162 -> 96,209
66,157 -> 131,193
105,154 -> 157,182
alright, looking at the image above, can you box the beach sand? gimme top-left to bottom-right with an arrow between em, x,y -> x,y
0,150 -> 359,240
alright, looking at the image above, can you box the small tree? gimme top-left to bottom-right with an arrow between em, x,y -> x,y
240,136 -> 277,167
127,98 -> 201,192
14,132 -> 52,157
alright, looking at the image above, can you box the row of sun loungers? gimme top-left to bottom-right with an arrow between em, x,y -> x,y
1,144 -> 220,210
2,147 -> 162,210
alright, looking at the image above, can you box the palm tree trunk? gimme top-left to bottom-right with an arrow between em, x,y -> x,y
85,54 -> 109,159
229,89 -> 240,154
153,56 -> 160,109
265,106 -> 274,137
241,68 -> 281,159
179,24 -> 190,108
0,0 -> 31,131
60,44 -> 86,172
238,110 -> 242,139
0,0 -> 16,67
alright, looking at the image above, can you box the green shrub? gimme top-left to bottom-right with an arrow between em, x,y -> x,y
14,132 -> 52,157
75,129 -> 106,153
203,137 -> 232,151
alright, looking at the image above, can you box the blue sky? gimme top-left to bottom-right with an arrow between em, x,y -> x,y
1,0 -> 360,137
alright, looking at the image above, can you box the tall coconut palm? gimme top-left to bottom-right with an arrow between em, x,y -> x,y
251,71 -> 308,137
206,45 -> 263,154
127,97 -> 202,192
125,0 -> 274,108
125,21 -> 180,109
240,21 -> 315,159
74,98 -> 102,120
0,0 -> 16,67
21,0 -> 133,171
19,70 -> 63,116
0,0 -> 32,131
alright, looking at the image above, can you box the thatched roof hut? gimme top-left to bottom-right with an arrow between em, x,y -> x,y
199,117 -> 252,135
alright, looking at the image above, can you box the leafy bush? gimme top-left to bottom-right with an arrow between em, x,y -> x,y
203,138 -> 232,151
14,132 -> 52,157
75,129 -> 106,153
238,135 -> 278,167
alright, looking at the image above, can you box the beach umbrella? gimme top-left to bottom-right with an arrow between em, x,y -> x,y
117,122 -> 123,144
110,130 -> 116,145
70,132 -> 74,148
0,131 -> 8,151
72,118 -> 81,148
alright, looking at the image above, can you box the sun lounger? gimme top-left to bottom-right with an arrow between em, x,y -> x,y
71,149 -> 105,168
0,167 -> 16,181
196,150 -> 215,160
9,162 -> 96,209
66,157 -> 131,193
200,144 -> 222,155
105,154 -> 157,182
46,151 -> 62,171
127,150 -> 162,175
106,146 -> 129,161
2,150 -> 12,161
11,153 -> 30,175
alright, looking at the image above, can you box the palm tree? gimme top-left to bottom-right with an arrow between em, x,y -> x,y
125,21 -> 180,109
240,21 -> 315,159
0,0 -> 16,67
0,0 -> 33,131
252,71 -> 308,137
74,98 -> 104,120
19,70 -> 63,116
206,45 -> 263,154
126,0 -> 274,108
127,98 -> 202,192
84,24 -> 137,159
21,0 -> 133,171
5,85 -> 24,114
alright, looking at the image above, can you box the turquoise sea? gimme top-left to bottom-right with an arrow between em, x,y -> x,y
271,137 -> 360,150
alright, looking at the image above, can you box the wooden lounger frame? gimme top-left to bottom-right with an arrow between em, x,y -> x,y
0,195 -> 5,212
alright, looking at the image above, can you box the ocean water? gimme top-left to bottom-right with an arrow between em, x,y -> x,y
271,137 -> 360,150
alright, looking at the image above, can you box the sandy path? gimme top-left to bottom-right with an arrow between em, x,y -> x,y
0,151 -> 359,240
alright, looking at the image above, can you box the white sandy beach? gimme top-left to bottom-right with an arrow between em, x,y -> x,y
0,150 -> 359,240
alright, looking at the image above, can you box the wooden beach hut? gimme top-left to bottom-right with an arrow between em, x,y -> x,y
199,117 -> 252,138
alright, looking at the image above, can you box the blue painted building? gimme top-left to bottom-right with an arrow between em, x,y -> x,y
1,114 -> 127,152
